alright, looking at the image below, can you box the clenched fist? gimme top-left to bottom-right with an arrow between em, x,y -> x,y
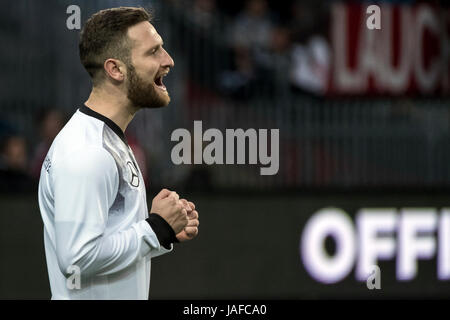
150,189 -> 188,234
176,199 -> 199,242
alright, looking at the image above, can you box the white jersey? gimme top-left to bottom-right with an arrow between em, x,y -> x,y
38,105 -> 174,300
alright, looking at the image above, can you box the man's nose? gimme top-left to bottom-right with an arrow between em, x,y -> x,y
162,48 -> 174,68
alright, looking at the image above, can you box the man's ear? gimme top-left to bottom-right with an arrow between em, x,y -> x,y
103,59 -> 125,82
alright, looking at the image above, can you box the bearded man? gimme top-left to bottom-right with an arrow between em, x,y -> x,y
38,7 -> 199,300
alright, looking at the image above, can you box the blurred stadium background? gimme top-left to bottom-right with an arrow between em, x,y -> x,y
1,0 -> 449,299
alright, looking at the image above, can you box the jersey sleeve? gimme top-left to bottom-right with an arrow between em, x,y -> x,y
52,146 -> 170,278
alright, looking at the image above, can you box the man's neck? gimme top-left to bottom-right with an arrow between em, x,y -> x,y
84,85 -> 138,133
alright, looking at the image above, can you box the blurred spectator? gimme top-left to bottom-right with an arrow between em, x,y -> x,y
0,135 -> 34,193
30,109 -> 65,179
0,136 -> 27,171
270,25 -> 291,54
290,0 -> 320,43
220,0 -> 275,99
219,46 -> 255,99
290,36 -> 330,95
189,0 -> 218,31
255,24 -> 293,98
289,0 -> 330,95
231,0 -> 273,52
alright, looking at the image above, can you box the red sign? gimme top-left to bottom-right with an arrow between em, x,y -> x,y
329,3 -> 450,96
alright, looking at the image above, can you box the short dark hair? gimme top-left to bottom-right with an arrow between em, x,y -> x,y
79,7 -> 152,86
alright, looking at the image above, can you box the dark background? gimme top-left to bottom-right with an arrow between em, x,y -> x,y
0,0 -> 449,299
2,191 -> 450,299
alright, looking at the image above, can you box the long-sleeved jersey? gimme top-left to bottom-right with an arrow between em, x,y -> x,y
38,104 -> 174,299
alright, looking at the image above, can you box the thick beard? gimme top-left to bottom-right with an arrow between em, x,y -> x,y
126,63 -> 170,109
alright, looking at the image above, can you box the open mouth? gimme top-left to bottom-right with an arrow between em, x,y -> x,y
154,73 -> 167,91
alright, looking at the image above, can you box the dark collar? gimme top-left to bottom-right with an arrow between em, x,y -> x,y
79,104 -> 128,145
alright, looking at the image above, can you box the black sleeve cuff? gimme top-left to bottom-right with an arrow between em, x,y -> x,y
146,213 -> 179,250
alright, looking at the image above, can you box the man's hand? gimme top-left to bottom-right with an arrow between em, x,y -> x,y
176,199 -> 199,242
150,189 -> 188,234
